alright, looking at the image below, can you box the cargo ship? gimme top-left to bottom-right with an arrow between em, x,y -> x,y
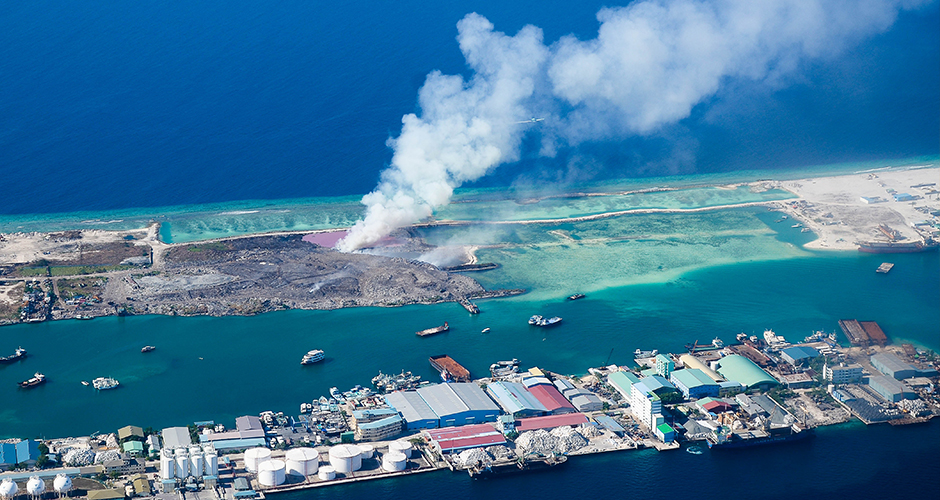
467,455 -> 567,478
0,347 -> 27,364
706,425 -> 813,449
416,322 -> 449,337
429,354 -> 470,382
857,239 -> 939,253
18,373 -> 46,388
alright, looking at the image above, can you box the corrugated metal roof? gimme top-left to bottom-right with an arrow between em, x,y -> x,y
161,426 -> 192,448
209,437 -> 267,451
235,415 -> 263,431
449,382 -> 500,412
435,434 -> 507,452
714,355 -> 779,389
418,384 -> 469,418
553,378 -> 575,391
594,415 -> 624,433
487,381 -> 547,415
357,414 -> 403,431
522,376 -> 552,388
871,352 -> 916,375
527,384 -> 576,413
385,391 -> 438,424
782,346 -> 820,361
671,368 -> 718,389
425,423 -> 500,441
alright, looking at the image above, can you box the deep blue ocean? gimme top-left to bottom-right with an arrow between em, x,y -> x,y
1,2 -> 939,498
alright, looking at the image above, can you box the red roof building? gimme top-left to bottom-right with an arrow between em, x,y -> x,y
423,424 -> 506,454
527,384 -> 577,415
515,413 -> 589,432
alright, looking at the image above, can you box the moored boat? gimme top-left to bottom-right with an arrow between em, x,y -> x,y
92,377 -> 119,390
467,455 -> 567,478
19,373 -> 46,388
0,347 -> 27,364
416,322 -> 449,337
857,239 -> 939,253
301,349 -> 325,365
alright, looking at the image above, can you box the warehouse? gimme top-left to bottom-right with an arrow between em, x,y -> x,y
870,352 -> 916,380
515,413 -> 588,431
161,427 -> 193,449
781,346 -> 821,367
713,355 -> 779,391
386,391 -> 440,430
563,388 -> 604,412
526,383 -> 577,415
868,374 -> 916,403
670,368 -> 719,399
678,354 -> 724,382
486,381 -> 547,418
607,371 -> 641,400
417,382 -> 501,427
424,424 -> 506,454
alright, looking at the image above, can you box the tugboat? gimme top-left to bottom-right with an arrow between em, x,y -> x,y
0,347 -> 27,364
19,373 -> 46,388
92,377 -> 120,390
141,345 -> 156,353
301,349 -> 325,365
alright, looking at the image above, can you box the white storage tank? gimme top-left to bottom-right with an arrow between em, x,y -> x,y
26,476 -> 45,497
205,453 -> 219,476
388,440 -> 413,458
328,444 -> 362,474
317,466 -> 336,481
244,447 -> 272,473
191,453 -> 204,478
382,451 -> 407,472
0,479 -> 19,499
257,460 -> 286,487
176,453 -> 190,478
285,448 -> 319,476
358,444 -> 375,459
160,451 -> 176,480
53,474 -> 72,495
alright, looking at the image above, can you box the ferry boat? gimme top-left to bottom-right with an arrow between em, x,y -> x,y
301,349 -> 325,365
528,315 -> 562,327
141,345 -> 156,353
416,322 -> 449,337
0,347 -> 27,364
18,373 -> 46,388
92,377 -> 120,390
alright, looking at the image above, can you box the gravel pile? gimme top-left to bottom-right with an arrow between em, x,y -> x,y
515,430 -> 557,456
94,450 -> 121,464
454,448 -> 491,467
551,427 -> 588,453
578,423 -> 602,438
485,445 -> 513,460
63,449 -> 95,466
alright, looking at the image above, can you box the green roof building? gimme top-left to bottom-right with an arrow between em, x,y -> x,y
123,440 -> 145,455
607,371 -> 641,400
713,355 -> 779,391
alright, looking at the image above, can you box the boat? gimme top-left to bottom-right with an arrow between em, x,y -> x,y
75,314 -> 94,320
857,239 -> 939,254
528,315 -> 562,327
481,328 -> 490,333
489,358 -> 521,378
685,339 -> 723,352
429,354 -> 470,382
706,426 -> 814,449
686,446 -> 703,455
634,349 -> 658,358
92,377 -> 119,390
712,337 -> 724,348
467,454 -> 567,478
801,227 -> 812,232
876,262 -> 894,273
301,349 -> 325,365
791,223 -> 802,228
81,381 -> 89,386
0,347 -> 27,364
416,322 -> 449,337
566,293 -> 585,301
141,345 -> 156,353
18,373 -> 46,388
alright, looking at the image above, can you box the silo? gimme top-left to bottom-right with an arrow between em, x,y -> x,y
26,476 -> 45,498
160,450 -> 176,479
285,448 -> 319,477
243,447 -> 272,473
358,444 -> 375,459
0,479 -> 19,499
328,444 -> 361,474
388,440 -> 413,458
53,475 -> 72,496
205,453 -> 219,476
175,452 -> 190,478
382,451 -> 407,472
190,453 -> 204,478
317,466 -> 335,481
257,460 -> 285,487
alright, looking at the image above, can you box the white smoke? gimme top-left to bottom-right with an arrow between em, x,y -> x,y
338,0 -> 930,251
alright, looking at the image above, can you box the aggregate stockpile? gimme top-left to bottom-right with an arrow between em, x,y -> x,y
514,427 -> 590,455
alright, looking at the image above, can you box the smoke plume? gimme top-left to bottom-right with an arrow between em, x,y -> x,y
337,0 -> 929,252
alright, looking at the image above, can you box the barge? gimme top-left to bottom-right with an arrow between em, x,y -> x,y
429,354 -> 471,382
467,455 -> 567,478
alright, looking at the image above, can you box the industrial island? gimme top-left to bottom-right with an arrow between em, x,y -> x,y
2,318 -> 938,500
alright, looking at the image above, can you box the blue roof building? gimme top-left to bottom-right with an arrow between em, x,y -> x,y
487,381 -> 547,418
418,383 -> 500,427
0,443 -> 16,468
670,368 -> 719,399
781,346 -> 820,366
15,440 -> 41,465
386,391 -> 440,430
